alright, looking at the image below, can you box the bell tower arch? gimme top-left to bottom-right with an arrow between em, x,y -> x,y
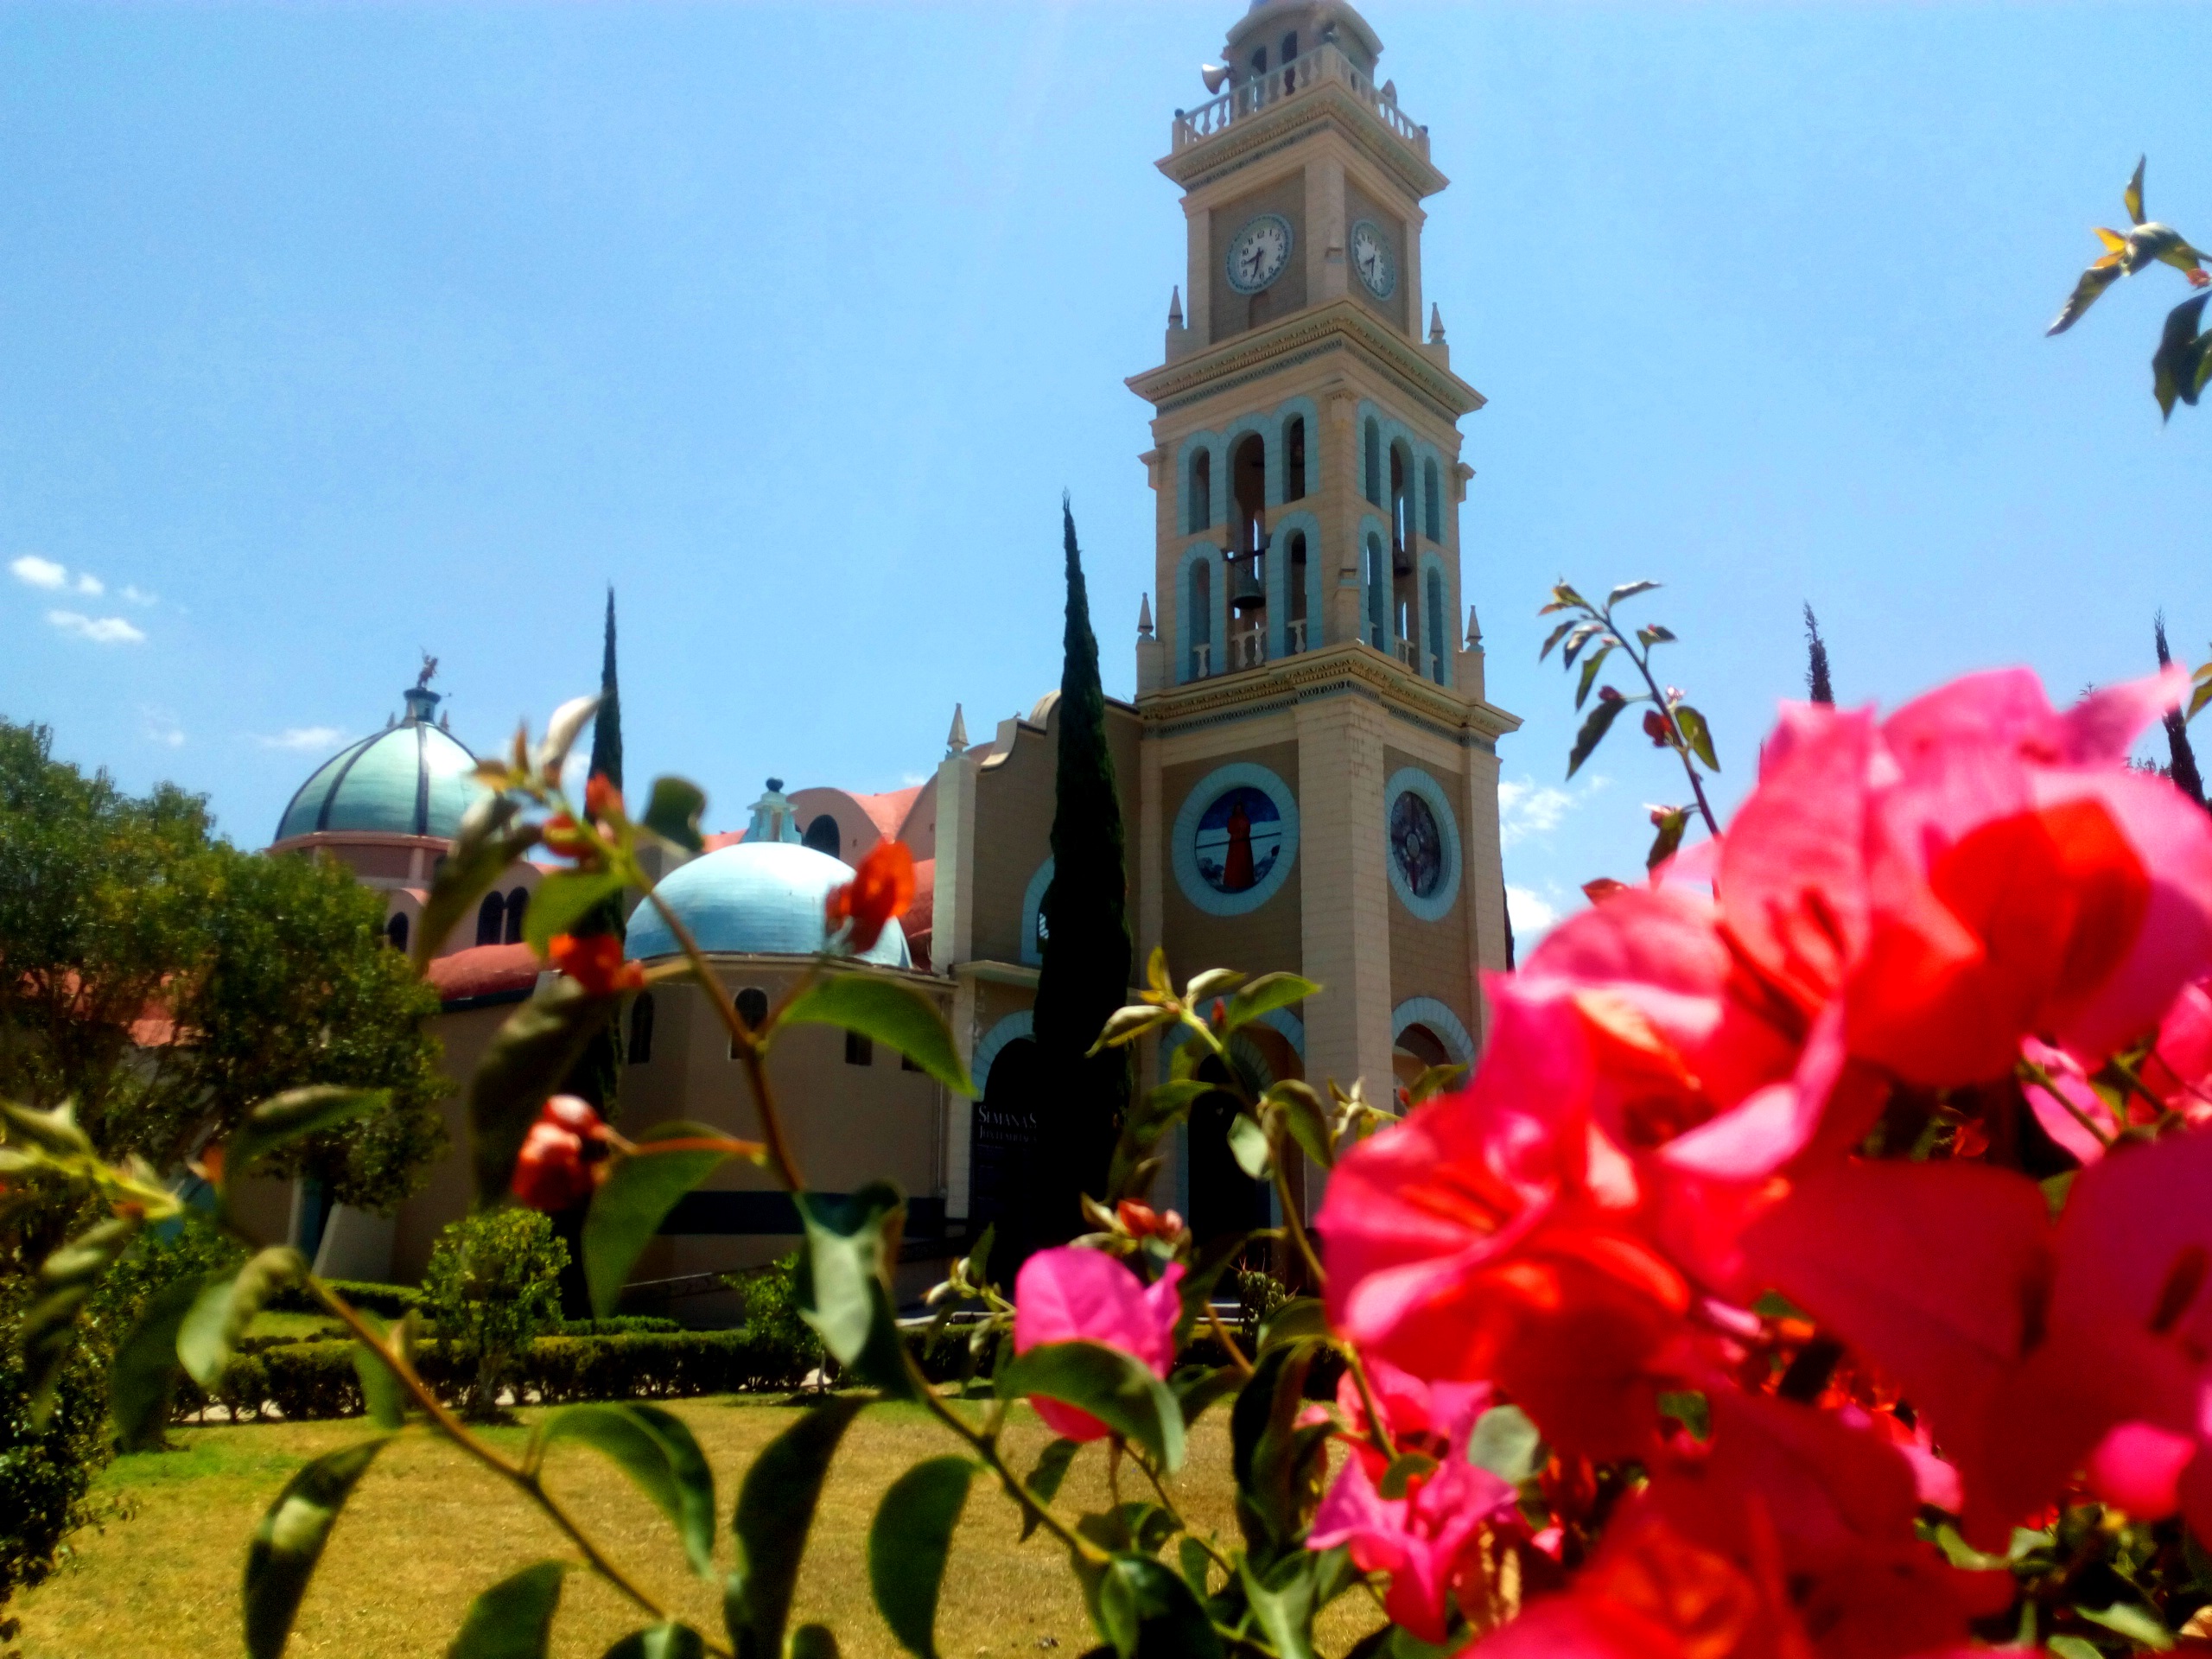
1126,1 -> 1520,1217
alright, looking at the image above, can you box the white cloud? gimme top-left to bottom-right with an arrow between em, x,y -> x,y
74,572 -> 103,595
143,709 -> 184,748
10,555 -> 66,589
1506,885 -> 1560,939
257,726 -> 346,751
1497,773 -> 1606,849
121,584 -> 157,607
46,609 -> 146,645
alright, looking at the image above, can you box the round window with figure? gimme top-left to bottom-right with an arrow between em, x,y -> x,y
1384,767 -> 1462,921
1173,762 -> 1300,917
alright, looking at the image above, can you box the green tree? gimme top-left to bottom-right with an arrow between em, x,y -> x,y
0,719 -> 446,1210
421,1208 -> 568,1421
566,586 -> 626,1118
1022,499 -> 1133,1259
2157,611 -> 2207,809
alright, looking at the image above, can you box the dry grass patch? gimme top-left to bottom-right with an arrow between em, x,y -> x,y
16,1395 -> 1386,1659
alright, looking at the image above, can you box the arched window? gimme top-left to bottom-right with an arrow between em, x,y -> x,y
802,814 -> 841,858
1363,419 -> 1382,505
385,912 -> 410,952
1426,568 -> 1446,681
503,887 -> 529,946
1190,556 -> 1213,679
476,892 -> 504,947
1231,433 -> 1266,556
1423,459 -> 1442,541
1249,45 -> 1268,74
1365,534 -> 1387,647
1284,417 -> 1306,500
731,987 -> 768,1058
627,992 -> 656,1065
1188,449 -> 1212,532
1287,533 -> 1308,650
1389,443 -> 1412,558
1281,33 -> 1300,89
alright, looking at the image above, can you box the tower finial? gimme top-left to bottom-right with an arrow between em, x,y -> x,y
1138,594 -> 1154,639
946,702 -> 969,757
1167,285 -> 1184,328
1465,605 -> 1483,649
1428,303 -> 1446,343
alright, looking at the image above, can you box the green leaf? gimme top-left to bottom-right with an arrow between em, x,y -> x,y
782,976 -> 972,1096
180,1246 -> 307,1388
1262,1081 -> 1333,1171
1646,807 -> 1691,873
726,1398 -> 867,1659
1573,645 -> 1613,710
795,1185 -> 913,1396
1465,1404 -> 1543,1484
868,1457 -> 976,1658
2076,1601 -> 2172,1649
2189,662 -> 2212,722
788,1627 -> 840,1659
537,694 -> 602,780
1637,623 -> 1677,646
468,975 -> 615,1207
543,1402 -> 717,1576
1406,1063 -> 1467,1107
1020,1438 -> 1083,1541
351,1312 -> 410,1432
1173,1231 -> 1255,1344
1171,1366 -> 1243,1429
1550,582 -> 1591,610
1674,704 -> 1720,772
1606,579 -> 1661,607
1226,1113 -> 1272,1180
414,793 -> 542,975
1183,968 -> 1248,1005
1256,1297 -> 1329,1352
586,1122 -> 743,1318
1560,621 -> 1601,668
602,1628 -> 707,1659
22,1213 -> 143,1425
1177,1539 -> 1212,1601
1377,1452 -> 1438,1500
1223,973 -> 1318,1033
525,868 -> 629,953
1537,619 -> 1577,661
1656,1389 -> 1710,1443
1096,1556 -> 1222,1659
1000,1341 -> 1185,1472
244,1437 -> 391,1659
1,1097 -> 92,1154
1567,696 -> 1629,779
1238,1554 -> 1318,1659
448,1560 -> 567,1658
224,1087 -> 386,1189
2045,1638 -> 2100,1659
641,776 -> 708,854
110,1274 -> 207,1452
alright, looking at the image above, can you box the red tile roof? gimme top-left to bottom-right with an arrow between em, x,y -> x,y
849,786 -> 923,842
426,943 -> 542,1005
903,857 -> 936,971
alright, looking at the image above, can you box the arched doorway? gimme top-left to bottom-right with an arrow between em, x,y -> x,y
970,1036 -> 1041,1241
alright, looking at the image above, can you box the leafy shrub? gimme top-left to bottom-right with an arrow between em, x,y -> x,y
728,1253 -> 823,1383
420,1211 -> 567,1421
0,1277 -> 105,1613
265,1280 -> 421,1320
556,1315 -> 682,1337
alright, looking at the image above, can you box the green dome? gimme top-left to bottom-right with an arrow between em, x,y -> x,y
275,687 -> 484,843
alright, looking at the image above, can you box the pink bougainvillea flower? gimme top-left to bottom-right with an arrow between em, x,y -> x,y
2144,979 -> 2212,1121
1308,1414 -> 1519,1642
1745,1133 -> 2212,1546
1325,1355 -> 1494,1478
1012,1246 -> 1183,1442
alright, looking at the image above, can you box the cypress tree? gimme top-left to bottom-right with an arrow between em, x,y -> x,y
1803,604 -> 1834,705
1023,498 -> 1133,1259
588,585 -> 623,794
2157,612 -> 2207,808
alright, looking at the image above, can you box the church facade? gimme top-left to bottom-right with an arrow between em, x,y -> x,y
269,0 -> 1518,1308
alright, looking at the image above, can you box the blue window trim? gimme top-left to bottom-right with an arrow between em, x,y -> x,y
1171,761 -> 1300,917
970,1011 -> 1034,1100
1392,996 -> 1475,1065
1384,766 -> 1463,921
1020,857 -> 1053,967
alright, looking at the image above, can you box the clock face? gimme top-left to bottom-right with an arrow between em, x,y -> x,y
1226,214 -> 1294,294
1351,220 -> 1396,298
1389,790 -> 1443,899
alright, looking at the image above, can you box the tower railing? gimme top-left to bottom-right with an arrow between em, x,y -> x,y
1172,42 -> 1428,157
1230,627 -> 1268,671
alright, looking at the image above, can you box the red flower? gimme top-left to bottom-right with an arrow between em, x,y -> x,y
1642,709 -> 1671,747
1115,1199 -> 1185,1242
548,931 -> 645,996
512,1095 -> 611,1211
824,839 -> 915,953
542,812 -> 595,861
584,772 -> 624,824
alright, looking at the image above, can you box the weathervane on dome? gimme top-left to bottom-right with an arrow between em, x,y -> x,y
416,652 -> 439,690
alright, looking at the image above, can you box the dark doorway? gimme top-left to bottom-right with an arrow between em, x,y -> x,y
1187,1053 -> 1271,1249
970,1038 -> 1043,1246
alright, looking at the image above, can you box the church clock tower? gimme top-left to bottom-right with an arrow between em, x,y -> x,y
1126,0 -> 1520,1223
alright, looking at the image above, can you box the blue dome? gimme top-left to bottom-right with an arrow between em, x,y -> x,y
275,690 -> 483,844
626,841 -> 912,969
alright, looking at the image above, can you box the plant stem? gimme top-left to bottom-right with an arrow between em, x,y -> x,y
1335,1344 -> 1399,1464
310,1279 -> 731,1658
2017,1058 -> 2114,1149
1204,1303 -> 1255,1380
1606,607 -> 1720,837
1270,1161 -> 1326,1291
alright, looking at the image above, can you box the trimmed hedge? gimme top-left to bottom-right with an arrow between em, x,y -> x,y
175,1329 -> 818,1424
264,1281 -> 423,1320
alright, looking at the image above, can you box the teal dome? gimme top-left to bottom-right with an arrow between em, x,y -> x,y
275,687 -> 484,843
626,841 -> 912,969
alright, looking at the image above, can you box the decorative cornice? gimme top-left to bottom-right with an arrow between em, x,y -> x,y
1127,300 -> 1484,427
1159,82 -> 1446,201
1136,641 -> 1521,746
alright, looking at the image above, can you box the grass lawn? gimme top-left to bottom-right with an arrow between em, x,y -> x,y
14,1395 -> 1387,1659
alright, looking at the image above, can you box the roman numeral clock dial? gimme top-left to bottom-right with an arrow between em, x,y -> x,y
1226,213 -> 1292,294
1351,219 -> 1396,298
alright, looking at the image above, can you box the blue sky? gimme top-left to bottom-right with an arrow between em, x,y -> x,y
6,2 -> 2212,942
